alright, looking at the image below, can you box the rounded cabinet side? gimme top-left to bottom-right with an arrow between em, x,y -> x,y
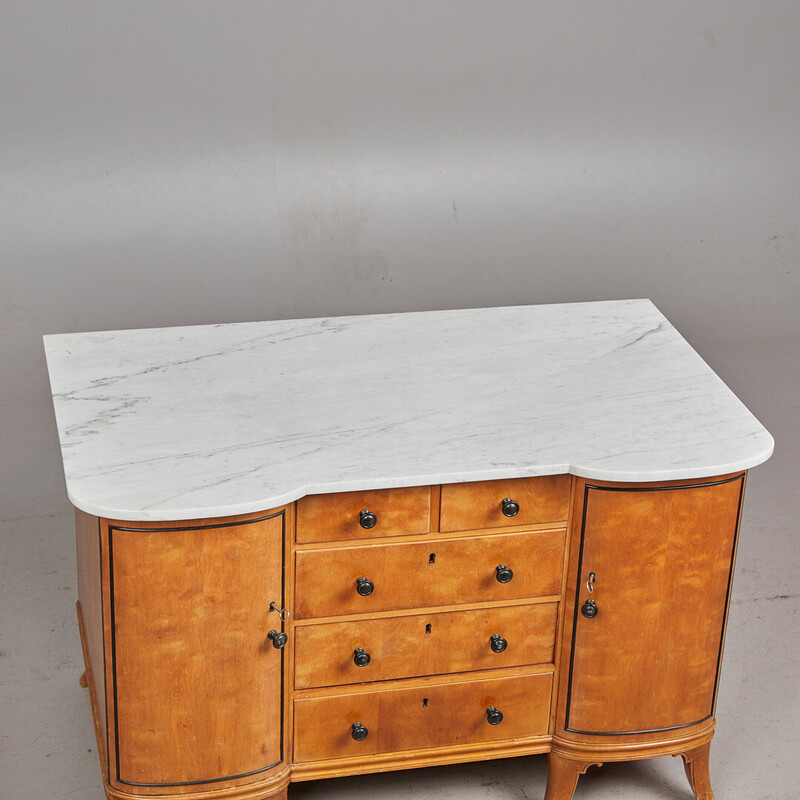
88,507 -> 293,800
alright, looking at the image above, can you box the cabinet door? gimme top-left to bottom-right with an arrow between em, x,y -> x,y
108,511 -> 285,787
565,476 -> 744,735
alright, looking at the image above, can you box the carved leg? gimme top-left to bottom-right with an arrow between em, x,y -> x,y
681,742 -> 715,800
544,753 -> 602,800
79,671 -> 88,688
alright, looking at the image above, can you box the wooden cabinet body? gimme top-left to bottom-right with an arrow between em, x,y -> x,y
76,510 -> 292,798
562,476 -> 743,738
75,472 -> 746,800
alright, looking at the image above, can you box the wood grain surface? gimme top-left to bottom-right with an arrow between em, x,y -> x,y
109,513 -> 285,786
294,601 -> 558,688
293,670 -> 553,763
564,476 -> 743,735
297,486 -> 432,543
440,475 -> 571,532
294,528 -> 566,619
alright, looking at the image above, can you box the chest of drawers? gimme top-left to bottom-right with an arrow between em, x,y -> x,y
291,477 -> 568,767
45,301 -> 773,800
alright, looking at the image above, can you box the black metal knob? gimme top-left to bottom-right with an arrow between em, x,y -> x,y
490,634 -> 508,653
495,564 -> 514,584
501,497 -> 519,517
581,599 -> 598,619
353,648 -> 371,667
267,630 -> 287,649
359,509 -> 377,529
351,721 -> 369,741
486,706 -> 504,725
356,576 -> 374,596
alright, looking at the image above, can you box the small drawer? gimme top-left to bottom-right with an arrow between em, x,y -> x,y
439,475 -> 571,532
294,602 -> 558,689
296,486 -> 431,544
294,528 -> 565,619
293,670 -> 553,763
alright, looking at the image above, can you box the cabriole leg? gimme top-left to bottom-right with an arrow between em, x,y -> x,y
681,741 -> 715,800
544,753 -> 601,800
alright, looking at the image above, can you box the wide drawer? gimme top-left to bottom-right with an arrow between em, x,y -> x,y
296,486 -> 432,544
294,528 -> 565,619
294,602 -> 558,689
439,475 -> 571,532
293,670 -> 553,763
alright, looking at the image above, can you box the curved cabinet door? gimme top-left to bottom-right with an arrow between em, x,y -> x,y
106,511 -> 286,788
564,476 -> 744,736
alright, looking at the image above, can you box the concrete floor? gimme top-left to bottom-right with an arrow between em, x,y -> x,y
2,337 -> 798,800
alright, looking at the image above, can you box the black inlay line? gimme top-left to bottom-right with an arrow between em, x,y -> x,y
711,476 -> 746,715
567,714 -> 714,737
563,484 -> 591,730
108,521 -> 120,784
109,510 -> 286,787
279,510 -> 286,767
119,760 -> 285,789
564,473 -> 746,737
584,474 -> 744,493
97,515 -> 110,784
111,511 -> 283,533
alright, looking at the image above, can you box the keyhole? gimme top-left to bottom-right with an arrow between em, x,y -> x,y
429,553 -> 436,564
422,698 -> 428,707
425,623 -> 432,634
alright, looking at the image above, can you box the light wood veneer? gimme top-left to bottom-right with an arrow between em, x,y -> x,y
296,486 -> 432,543
110,515 -> 284,786
74,472 -> 747,800
294,669 -> 554,762
439,475 -> 571,532
294,528 -> 566,619
293,601 -> 559,689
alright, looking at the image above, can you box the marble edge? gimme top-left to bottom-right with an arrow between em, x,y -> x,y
69,441 -> 774,523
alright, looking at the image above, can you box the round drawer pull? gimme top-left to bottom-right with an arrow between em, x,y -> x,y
581,598 -> 598,618
495,564 -> 514,584
359,509 -> 377,529
353,648 -> 371,667
490,634 -> 508,653
486,706 -> 504,725
351,721 -> 369,741
501,497 -> 520,517
267,630 -> 287,649
356,576 -> 375,596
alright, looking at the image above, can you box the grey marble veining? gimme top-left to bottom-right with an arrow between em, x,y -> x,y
43,300 -> 773,521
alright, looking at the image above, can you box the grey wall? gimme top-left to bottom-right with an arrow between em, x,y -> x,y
2,1 -> 799,521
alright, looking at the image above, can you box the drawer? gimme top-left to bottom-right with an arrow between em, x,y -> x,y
439,475 -> 571,532
294,528 -> 565,619
293,670 -> 553,763
296,486 -> 431,544
294,602 -> 558,689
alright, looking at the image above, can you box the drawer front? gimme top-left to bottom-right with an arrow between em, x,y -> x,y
294,602 -> 558,689
296,486 -> 431,544
293,671 -> 553,763
439,475 -> 571,532
294,529 -> 565,619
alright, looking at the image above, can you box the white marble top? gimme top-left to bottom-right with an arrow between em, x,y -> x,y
44,300 -> 773,521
